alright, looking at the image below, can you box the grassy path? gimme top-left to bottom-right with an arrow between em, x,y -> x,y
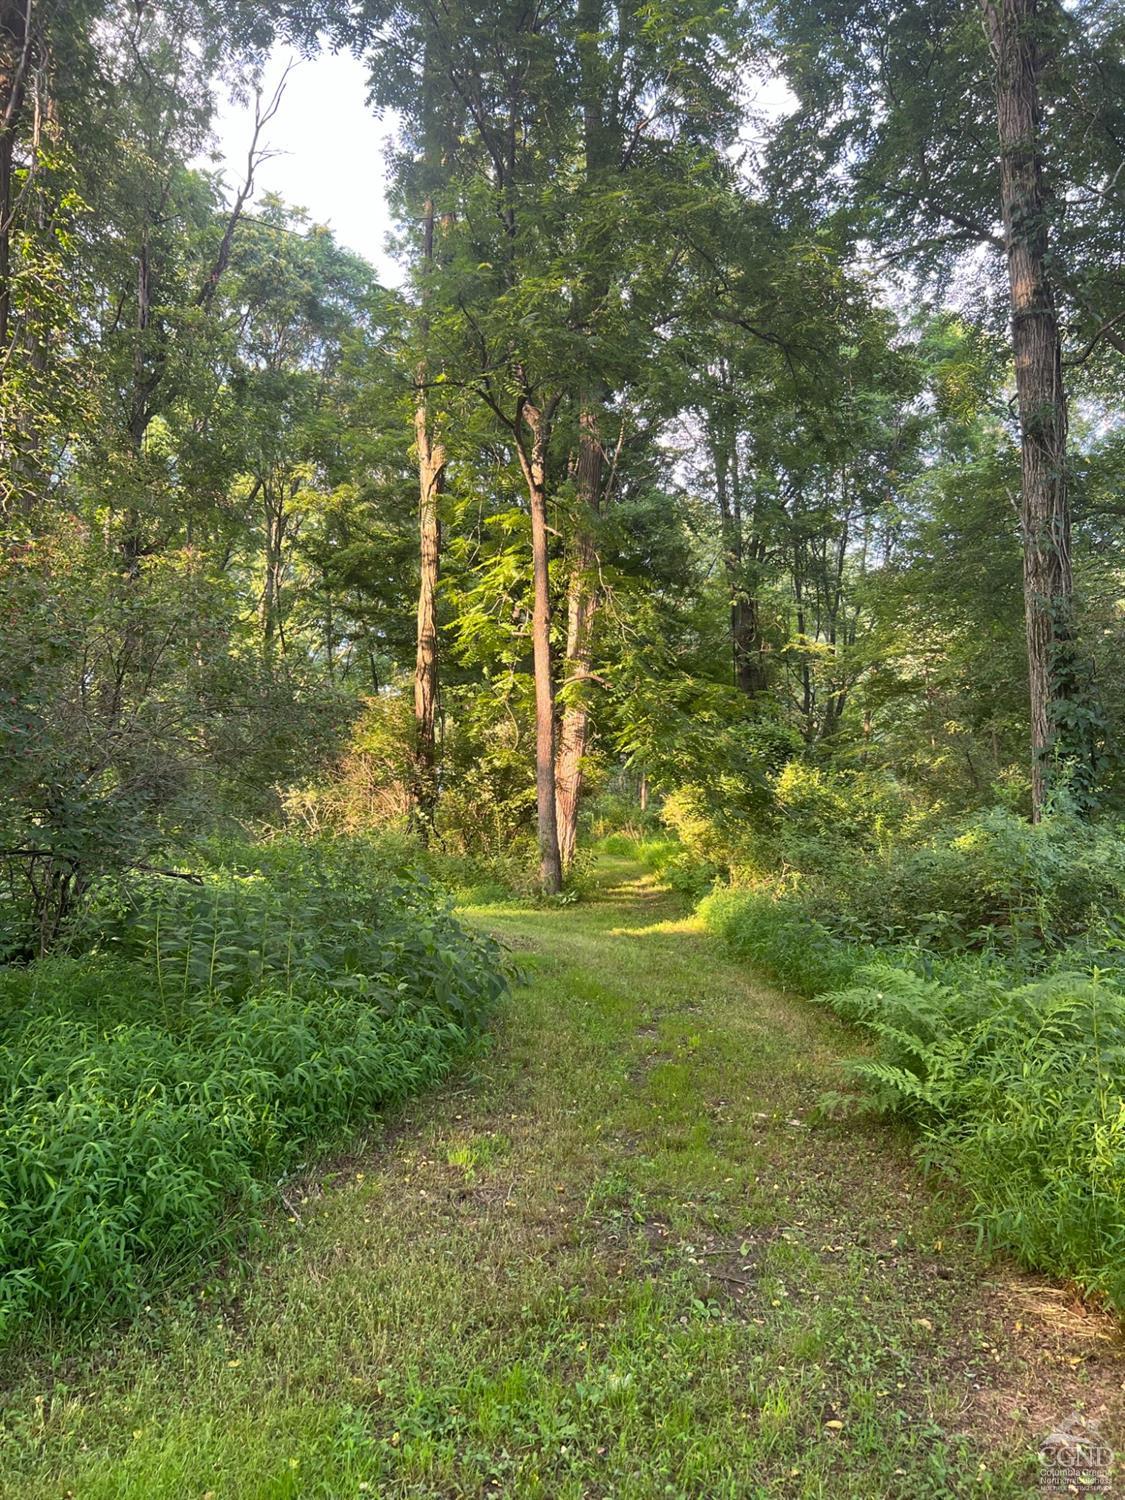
3,858 -> 1122,1498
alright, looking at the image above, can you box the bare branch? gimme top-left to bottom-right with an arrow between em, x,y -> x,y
198,61 -> 296,309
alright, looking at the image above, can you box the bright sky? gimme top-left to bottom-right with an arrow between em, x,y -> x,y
208,48 -> 403,285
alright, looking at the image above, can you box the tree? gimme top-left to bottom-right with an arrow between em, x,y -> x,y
766,0 -> 1122,815
981,0 -> 1079,818
408,41 -> 449,830
365,0 -> 751,881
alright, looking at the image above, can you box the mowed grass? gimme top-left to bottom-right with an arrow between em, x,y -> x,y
1,857 -> 1122,1498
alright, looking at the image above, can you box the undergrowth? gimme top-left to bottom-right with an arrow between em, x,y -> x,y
700,886 -> 1125,1310
0,835 -> 506,1340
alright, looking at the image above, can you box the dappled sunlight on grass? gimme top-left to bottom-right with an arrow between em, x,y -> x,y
607,917 -> 703,938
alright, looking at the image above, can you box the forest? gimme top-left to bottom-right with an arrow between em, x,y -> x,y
2,0 -> 1125,1494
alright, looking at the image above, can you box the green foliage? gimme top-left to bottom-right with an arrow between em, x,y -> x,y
649,758 -> 912,895
700,805 -> 1125,1309
582,787 -> 662,844
281,690 -> 545,900
86,835 -> 505,1021
0,523 -> 235,958
0,835 -> 505,1337
810,809 -> 1125,957
698,885 -> 863,998
766,763 -> 915,874
597,829 -> 717,895
819,964 -> 1125,1310
687,776 -> 1125,962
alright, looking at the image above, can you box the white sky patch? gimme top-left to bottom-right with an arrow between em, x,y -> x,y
206,48 -> 403,286
728,66 -> 797,188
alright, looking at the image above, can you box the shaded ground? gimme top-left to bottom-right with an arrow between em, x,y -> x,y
1,857 -> 1122,1497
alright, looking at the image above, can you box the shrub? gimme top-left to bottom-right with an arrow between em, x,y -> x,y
280,687 -> 543,900
698,885 -> 863,997
812,809 -> 1125,957
280,693 -> 415,834
652,762 -> 915,891
598,832 -> 640,857
425,836 -> 542,903
0,835 -> 506,1337
660,784 -> 764,878
768,763 -> 915,875
82,834 -> 505,1022
583,787 -> 662,843
0,528 -> 356,962
820,964 -> 1125,1310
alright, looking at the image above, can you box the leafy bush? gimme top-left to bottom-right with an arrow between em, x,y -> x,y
583,787 -> 662,843
698,885 -> 863,997
653,762 -> 915,891
768,763 -> 915,874
0,835 -> 505,1337
0,527 -> 355,962
820,964 -> 1125,1310
810,809 -> 1125,957
597,832 -> 642,857
425,837 -> 542,904
660,784 -> 763,878
280,693 -> 415,834
85,834 -> 505,1020
281,687 -> 544,900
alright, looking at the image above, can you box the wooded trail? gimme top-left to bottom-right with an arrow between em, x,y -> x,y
4,858 -> 1122,1498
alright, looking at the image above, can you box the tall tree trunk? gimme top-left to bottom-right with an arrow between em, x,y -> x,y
412,179 -> 443,830
712,413 -> 767,696
0,1 -> 47,514
410,44 -> 447,830
0,61 -> 16,360
793,548 -> 814,743
518,395 -> 563,894
982,0 -> 1081,821
413,392 -> 444,825
259,481 -> 288,662
0,0 -> 32,361
731,597 -> 767,696
552,0 -> 622,869
555,403 -> 601,869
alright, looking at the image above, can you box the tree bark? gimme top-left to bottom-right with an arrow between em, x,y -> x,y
0,0 -> 32,361
517,395 -> 563,894
413,382 -> 444,825
712,410 -> 768,697
410,42 -> 448,831
552,0 -> 626,870
0,1 -> 49,514
981,0 -> 1077,821
259,480 -> 288,661
555,403 -> 601,869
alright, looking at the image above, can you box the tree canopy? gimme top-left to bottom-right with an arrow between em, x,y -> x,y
1,0 -> 1123,914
